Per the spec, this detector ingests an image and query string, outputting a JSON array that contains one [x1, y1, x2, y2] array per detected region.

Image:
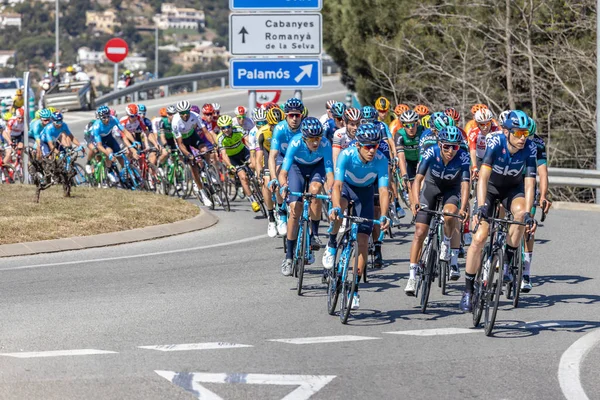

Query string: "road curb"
[[552, 202, 600, 212], [0, 208, 218, 258]]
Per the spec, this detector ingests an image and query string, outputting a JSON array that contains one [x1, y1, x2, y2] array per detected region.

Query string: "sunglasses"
[[510, 129, 530, 138], [53, 121, 63, 125], [441, 143, 460, 151], [256, 121, 267, 127], [100, 116, 110, 120], [221, 125, 232, 130], [477, 121, 491, 128], [41, 118, 50, 123], [236, 114, 245, 118], [180, 111, 190, 116], [305, 135, 322, 143], [288, 113, 302, 119], [404, 122, 418, 129], [204, 112, 213, 116], [359, 143, 379, 150]]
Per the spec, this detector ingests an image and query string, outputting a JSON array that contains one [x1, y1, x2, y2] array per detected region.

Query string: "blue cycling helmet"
[[361, 106, 377, 122], [51, 111, 63, 122], [300, 117, 323, 138], [356, 123, 381, 144], [528, 117, 537, 136], [433, 114, 455, 131], [330, 102, 347, 119], [38, 108, 52, 119], [438, 126, 462, 144], [97, 105, 110, 117], [284, 97, 305, 114], [503, 110, 529, 130], [138, 104, 147, 114]]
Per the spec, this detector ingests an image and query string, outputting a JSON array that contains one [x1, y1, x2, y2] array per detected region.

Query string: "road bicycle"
[[194, 147, 230, 212], [238, 161, 268, 218], [112, 145, 144, 190]]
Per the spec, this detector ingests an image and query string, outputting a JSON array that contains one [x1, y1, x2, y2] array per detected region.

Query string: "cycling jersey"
[[202, 117, 217, 133], [418, 144, 470, 187], [378, 112, 396, 127], [217, 126, 246, 157], [40, 122, 72, 143], [6, 117, 24, 137], [332, 127, 353, 150], [91, 116, 124, 143], [159, 117, 174, 139], [319, 113, 330, 124], [281, 133, 334, 173], [151, 117, 161, 135], [257, 125, 273, 152], [119, 115, 147, 134], [11, 96, 24, 109], [83, 120, 94, 144], [389, 119, 403, 136], [335, 146, 389, 188], [322, 118, 337, 143], [247, 126, 259, 151], [396, 125, 424, 161], [467, 123, 501, 159], [235, 116, 254, 133], [29, 119, 49, 142], [172, 112, 202, 139], [531, 134, 547, 166], [482, 132, 537, 188], [271, 120, 300, 156], [419, 129, 438, 157]]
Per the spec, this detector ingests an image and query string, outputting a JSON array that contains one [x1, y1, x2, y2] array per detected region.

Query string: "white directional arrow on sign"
[[155, 370, 336, 400], [294, 64, 314, 83]]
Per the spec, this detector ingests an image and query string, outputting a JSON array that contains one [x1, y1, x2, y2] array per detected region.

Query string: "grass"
[[0, 185, 199, 245]]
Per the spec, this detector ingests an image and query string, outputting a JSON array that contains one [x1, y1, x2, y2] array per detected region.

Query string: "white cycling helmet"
[[252, 107, 267, 122], [176, 100, 190, 113], [474, 108, 494, 123], [498, 110, 510, 126], [211, 102, 221, 111]]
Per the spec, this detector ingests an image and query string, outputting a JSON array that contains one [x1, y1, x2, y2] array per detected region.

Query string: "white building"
[[0, 50, 15, 68], [77, 47, 105, 65], [153, 3, 205, 30], [123, 55, 147, 71], [0, 13, 21, 31]]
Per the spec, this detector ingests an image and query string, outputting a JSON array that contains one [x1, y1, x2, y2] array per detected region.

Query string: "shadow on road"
[[347, 306, 464, 327], [516, 292, 600, 309], [490, 319, 600, 338], [533, 274, 592, 288]]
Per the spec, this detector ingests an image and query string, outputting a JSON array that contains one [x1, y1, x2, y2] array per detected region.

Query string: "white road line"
[[269, 335, 380, 345], [558, 328, 600, 400], [139, 342, 252, 352], [0, 234, 268, 271], [383, 328, 479, 336], [0, 349, 117, 358]]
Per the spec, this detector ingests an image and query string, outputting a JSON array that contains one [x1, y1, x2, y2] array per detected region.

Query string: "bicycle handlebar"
[[289, 191, 330, 201], [410, 206, 464, 224], [327, 215, 385, 241]]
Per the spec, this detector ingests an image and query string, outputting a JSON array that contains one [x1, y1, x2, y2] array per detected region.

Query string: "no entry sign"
[[104, 38, 129, 63]]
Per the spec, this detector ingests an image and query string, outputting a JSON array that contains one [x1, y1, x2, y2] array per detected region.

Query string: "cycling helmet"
[[399, 110, 419, 124], [284, 97, 304, 114], [343, 107, 361, 122], [438, 126, 462, 144], [159, 107, 167, 117], [217, 114, 233, 127], [361, 105, 377, 122], [394, 104, 410, 116], [325, 99, 336, 110], [471, 103, 488, 116], [212, 102, 221, 111], [39, 108, 52, 119], [236, 106, 247, 116], [433, 114, 456, 131], [503, 110, 529, 130], [166, 105, 177, 115], [444, 107, 461, 123], [97, 105, 110, 117], [263, 102, 278, 110], [355, 123, 381, 144], [474, 108, 493, 123], [138, 104, 147, 114], [15, 107, 25, 118], [2, 112, 12, 121], [300, 117, 323, 138], [202, 103, 214, 114], [47, 107, 57, 114], [375, 96, 390, 112], [266, 108, 285, 125], [51, 111, 63, 122], [190, 105, 200, 114], [15, 88, 23, 96], [429, 112, 445, 130], [498, 110, 510, 126], [126, 104, 138, 116], [176, 100, 191, 113], [420, 115, 432, 129], [330, 102, 347, 119], [252, 107, 267, 123], [302, 106, 309, 118], [528, 117, 537, 136], [414, 104, 430, 117]]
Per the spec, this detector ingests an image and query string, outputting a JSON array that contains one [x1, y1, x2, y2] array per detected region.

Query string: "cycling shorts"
[[181, 133, 204, 151], [7, 134, 24, 145], [342, 183, 375, 235], [416, 181, 460, 225], [482, 182, 524, 219], [101, 135, 121, 154], [407, 160, 418, 180], [287, 160, 325, 203], [164, 137, 176, 149], [229, 147, 251, 168]]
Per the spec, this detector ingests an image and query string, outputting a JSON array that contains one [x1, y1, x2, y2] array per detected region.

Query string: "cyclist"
[[459, 110, 538, 312], [268, 98, 305, 237], [418, 111, 445, 156], [319, 99, 336, 124], [234, 106, 255, 133], [172, 100, 213, 207], [248, 107, 264, 167], [375, 96, 396, 127], [332, 107, 361, 166], [30, 108, 52, 159], [91, 106, 135, 172], [522, 117, 551, 292], [10, 89, 24, 114], [119, 104, 148, 157], [327, 123, 391, 309], [278, 117, 334, 276], [395, 109, 424, 215], [404, 126, 470, 294], [39, 111, 83, 156], [390, 104, 410, 135], [464, 103, 489, 134], [467, 108, 501, 179], [157, 105, 178, 170], [138, 103, 167, 171], [201, 103, 219, 142], [2, 107, 25, 167], [153, 108, 167, 141], [414, 104, 431, 126], [323, 101, 346, 144]]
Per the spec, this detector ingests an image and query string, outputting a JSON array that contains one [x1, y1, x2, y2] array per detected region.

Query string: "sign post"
[[230, 0, 322, 11], [23, 71, 30, 184], [104, 38, 129, 92]]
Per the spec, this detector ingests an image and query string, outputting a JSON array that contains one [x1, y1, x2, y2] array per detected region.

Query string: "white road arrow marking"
[[294, 64, 313, 83], [0, 349, 117, 358], [139, 342, 252, 351], [155, 371, 336, 400]]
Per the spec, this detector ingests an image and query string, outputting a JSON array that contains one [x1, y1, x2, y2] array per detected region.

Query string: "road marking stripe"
[[269, 335, 380, 344], [0, 349, 117, 358], [139, 342, 252, 351], [0, 234, 268, 271], [383, 328, 479, 336], [558, 328, 600, 400]]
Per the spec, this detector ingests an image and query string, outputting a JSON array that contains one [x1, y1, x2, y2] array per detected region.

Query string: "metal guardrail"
[[95, 60, 340, 106], [548, 168, 600, 189]]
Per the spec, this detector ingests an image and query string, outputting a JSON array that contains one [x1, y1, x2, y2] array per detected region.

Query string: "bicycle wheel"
[[472, 248, 487, 328], [72, 164, 88, 186], [340, 240, 359, 324], [296, 219, 309, 296], [420, 233, 437, 313], [512, 242, 524, 308], [327, 234, 347, 315], [440, 260, 448, 295], [183, 164, 194, 199], [484, 250, 504, 336], [252, 177, 267, 217]]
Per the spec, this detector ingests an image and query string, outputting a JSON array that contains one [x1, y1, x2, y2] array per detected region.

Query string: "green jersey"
[[159, 117, 174, 139], [395, 125, 424, 162], [217, 126, 246, 156]]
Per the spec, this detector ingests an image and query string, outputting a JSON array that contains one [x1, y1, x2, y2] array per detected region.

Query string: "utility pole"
[[55, 0, 59, 65], [155, 25, 159, 79]]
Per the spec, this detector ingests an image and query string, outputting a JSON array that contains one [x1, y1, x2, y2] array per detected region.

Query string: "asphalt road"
[[2, 81, 598, 399]]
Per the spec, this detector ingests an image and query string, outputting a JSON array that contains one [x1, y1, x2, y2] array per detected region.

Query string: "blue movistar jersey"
[[482, 132, 537, 187], [281, 133, 334, 174], [91, 116, 124, 143], [29, 119, 48, 142], [373, 121, 393, 160], [322, 118, 337, 143], [40, 122, 72, 143], [334, 145, 389, 188], [142, 117, 153, 133], [271, 120, 300, 156], [417, 144, 470, 187]]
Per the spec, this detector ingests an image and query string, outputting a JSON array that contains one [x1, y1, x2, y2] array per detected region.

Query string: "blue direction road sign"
[[230, 59, 322, 90], [230, 0, 321, 11]]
